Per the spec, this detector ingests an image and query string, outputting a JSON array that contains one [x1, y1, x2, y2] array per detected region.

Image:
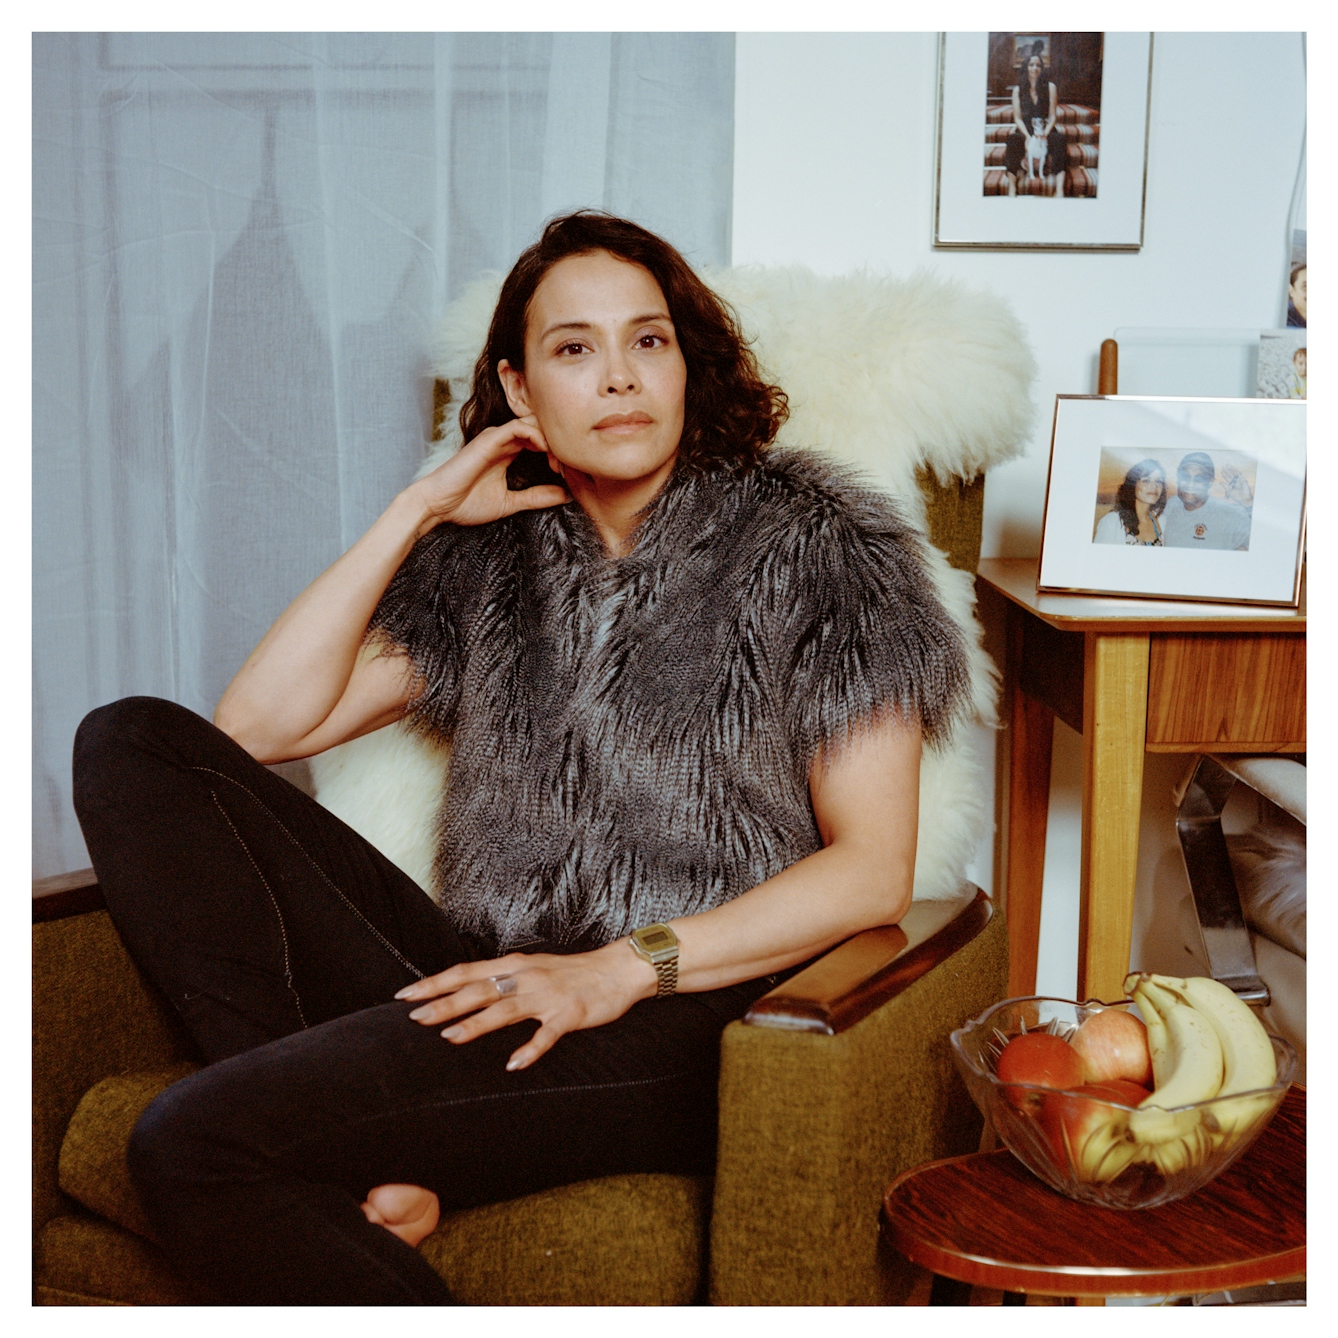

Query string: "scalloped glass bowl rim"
[[951, 994, 1297, 1112]]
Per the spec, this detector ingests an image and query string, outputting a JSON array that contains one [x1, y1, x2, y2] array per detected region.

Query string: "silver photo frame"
[[1038, 396, 1306, 607]]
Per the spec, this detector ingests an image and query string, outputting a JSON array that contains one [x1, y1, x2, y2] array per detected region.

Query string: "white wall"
[[732, 32, 1306, 993]]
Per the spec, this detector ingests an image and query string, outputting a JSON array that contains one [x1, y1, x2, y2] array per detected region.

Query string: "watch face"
[[637, 926, 675, 953]]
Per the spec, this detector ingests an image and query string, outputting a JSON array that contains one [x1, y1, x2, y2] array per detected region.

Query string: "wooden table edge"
[[883, 1227, 1304, 1299], [977, 559, 1307, 634]]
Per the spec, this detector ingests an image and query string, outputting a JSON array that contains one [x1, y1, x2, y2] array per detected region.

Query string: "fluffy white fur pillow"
[[310, 265, 1035, 903]]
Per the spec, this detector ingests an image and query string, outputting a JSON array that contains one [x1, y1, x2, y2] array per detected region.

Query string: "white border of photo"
[[934, 32, 1152, 250], [1038, 396, 1307, 606]]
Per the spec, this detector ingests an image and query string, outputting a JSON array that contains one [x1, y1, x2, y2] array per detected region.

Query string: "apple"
[[995, 1031, 1085, 1109], [1040, 1079, 1150, 1183], [1070, 1008, 1153, 1087]]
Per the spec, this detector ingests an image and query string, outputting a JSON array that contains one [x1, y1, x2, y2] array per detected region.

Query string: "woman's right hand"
[[216, 417, 568, 763], [406, 418, 570, 538]]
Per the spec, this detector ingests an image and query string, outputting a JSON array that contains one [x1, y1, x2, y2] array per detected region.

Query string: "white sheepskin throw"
[[310, 265, 1035, 902]]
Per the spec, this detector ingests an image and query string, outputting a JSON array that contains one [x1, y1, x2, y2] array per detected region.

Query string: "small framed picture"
[[1038, 396, 1306, 606], [1257, 329, 1306, 400], [934, 32, 1152, 250]]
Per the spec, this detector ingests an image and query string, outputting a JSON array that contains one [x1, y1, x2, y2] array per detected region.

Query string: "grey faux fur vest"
[[370, 449, 968, 954]]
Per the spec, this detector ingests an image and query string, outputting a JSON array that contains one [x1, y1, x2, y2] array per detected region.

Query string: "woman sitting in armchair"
[[72, 211, 967, 1305]]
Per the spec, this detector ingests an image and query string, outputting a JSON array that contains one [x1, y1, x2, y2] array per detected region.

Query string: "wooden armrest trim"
[[33, 869, 106, 923], [743, 887, 992, 1035]]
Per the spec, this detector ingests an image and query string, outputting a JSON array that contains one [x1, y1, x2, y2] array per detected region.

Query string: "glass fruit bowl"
[[951, 996, 1296, 1210]]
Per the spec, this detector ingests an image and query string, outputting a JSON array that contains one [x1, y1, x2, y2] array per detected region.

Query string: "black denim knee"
[[75, 695, 197, 762], [73, 696, 197, 802], [125, 1075, 217, 1237]]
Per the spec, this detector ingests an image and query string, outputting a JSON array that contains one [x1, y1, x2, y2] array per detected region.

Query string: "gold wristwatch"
[[629, 922, 679, 997]]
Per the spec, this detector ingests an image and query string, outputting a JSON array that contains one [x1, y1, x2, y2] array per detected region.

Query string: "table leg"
[[1005, 623, 1054, 997], [1078, 632, 1150, 1002], [929, 1275, 974, 1306]]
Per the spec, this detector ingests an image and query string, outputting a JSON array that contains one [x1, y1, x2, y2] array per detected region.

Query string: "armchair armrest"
[[711, 886, 1007, 1305], [33, 868, 107, 922], [744, 890, 994, 1034], [33, 873, 197, 1235]]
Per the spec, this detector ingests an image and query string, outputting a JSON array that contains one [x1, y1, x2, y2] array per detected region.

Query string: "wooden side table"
[[883, 1086, 1305, 1304], [976, 559, 1305, 1003]]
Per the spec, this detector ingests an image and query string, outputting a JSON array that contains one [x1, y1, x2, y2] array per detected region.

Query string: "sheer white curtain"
[[33, 32, 736, 878]]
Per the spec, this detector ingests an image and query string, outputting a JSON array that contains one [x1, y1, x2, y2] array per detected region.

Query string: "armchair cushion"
[[421, 1174, 709, 1305], [58, 1063, 709, 1305], [57, 1065, 709, 1306], [59, 1065, 200, 1243], [32, 908, 196, 1236], [35, 1214, 214, 1306]]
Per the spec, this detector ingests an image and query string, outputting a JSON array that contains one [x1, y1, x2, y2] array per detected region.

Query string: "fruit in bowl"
[[995, 1031, 1084, 1108], [950, 977, 1296, 1209], [1040, 1079, 1149, 1184], [1069, 1007, 1153, 1087]]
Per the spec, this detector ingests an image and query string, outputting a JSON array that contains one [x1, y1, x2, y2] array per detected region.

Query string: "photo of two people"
[[1092, 448, 1255, 551]]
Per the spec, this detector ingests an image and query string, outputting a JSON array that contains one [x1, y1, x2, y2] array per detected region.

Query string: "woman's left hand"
[[394, 944, 655, 1071]]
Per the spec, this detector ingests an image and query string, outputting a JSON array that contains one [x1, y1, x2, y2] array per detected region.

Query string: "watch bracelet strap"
[[654, 957, 678, 997]]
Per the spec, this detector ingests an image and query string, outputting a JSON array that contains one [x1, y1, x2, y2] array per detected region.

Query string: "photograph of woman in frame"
[[983, 32, 1104, 199]]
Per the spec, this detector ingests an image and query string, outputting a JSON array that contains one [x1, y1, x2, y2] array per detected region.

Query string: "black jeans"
[[71, 698, 782, 1305]]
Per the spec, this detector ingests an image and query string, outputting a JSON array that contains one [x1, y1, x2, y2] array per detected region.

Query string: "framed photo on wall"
[[1038, 396, 1306, 606], [934, 32, 1152, 250]]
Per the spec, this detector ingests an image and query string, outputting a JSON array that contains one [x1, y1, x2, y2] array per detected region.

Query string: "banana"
[[1147, 974, 1277, 1142], [1085, 1125, 1140, 1184], [1053, 1096, 1140, 1184], [1125, 976, 1223, 1150], [1126, 970, 1171, 1078], [1134, 1122, 1212, 1177]]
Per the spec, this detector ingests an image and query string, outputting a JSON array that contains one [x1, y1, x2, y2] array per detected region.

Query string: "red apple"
[[995, 1032, 1085, 1109], [1070, 1008, 1153, 1087], [1040, 1079, 1150, 1183]]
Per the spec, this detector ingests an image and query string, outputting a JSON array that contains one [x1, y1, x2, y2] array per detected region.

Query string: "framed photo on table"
[[934, 32, 1152, 250], [1038, 396, 1306, 607]]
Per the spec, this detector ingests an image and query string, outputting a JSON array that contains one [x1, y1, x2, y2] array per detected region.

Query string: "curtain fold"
[[33, 32, 735, 877]]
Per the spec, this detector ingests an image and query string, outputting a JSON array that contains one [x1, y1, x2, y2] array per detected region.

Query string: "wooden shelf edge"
[[1146, 741, 1306, 755]]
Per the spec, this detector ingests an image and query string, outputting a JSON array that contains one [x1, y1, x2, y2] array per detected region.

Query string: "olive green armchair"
[[33, 473, 1008, 1306], [34, 881, 1004, 1306]]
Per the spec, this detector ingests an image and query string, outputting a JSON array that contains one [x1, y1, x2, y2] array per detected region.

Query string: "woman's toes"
[[361, 1183, 441, 1248]]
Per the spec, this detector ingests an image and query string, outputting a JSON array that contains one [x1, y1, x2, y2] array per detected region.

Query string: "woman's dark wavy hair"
[[1114, 458, 1167, 536], [459, 211, 788, 478]]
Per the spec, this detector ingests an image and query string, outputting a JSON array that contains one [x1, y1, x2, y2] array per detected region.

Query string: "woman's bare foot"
[[360, 1183, 441, 1248]]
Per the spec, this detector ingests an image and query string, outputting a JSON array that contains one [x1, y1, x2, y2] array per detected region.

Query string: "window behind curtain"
[[33, 32, 736, 878]]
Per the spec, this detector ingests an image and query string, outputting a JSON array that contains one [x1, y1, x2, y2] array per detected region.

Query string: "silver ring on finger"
[[489, 974, 518, 998]]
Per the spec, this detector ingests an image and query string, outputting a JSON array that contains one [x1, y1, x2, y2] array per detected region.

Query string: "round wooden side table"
[[883, 1085, 1305, 1305]]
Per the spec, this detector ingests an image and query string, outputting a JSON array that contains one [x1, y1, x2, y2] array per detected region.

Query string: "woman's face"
[[1134, 469, 1164, 506], [498, 250, 686, 489], [1028, 56, 1043, 82]]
